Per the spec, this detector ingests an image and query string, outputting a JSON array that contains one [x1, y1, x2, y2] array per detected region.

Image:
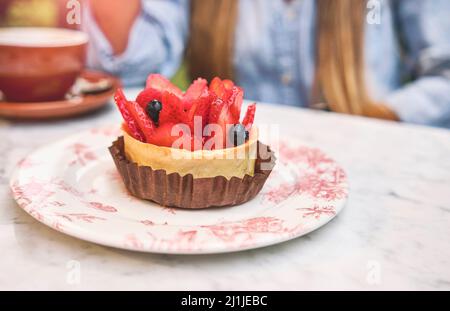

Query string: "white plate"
[[10, 126, 348, 254]]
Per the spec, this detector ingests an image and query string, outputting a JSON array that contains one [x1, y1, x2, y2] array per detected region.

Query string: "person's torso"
[[233, 0, 405, 107]]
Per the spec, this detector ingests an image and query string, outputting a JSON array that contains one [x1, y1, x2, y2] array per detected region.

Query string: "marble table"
[[1, 88, 449, 290]]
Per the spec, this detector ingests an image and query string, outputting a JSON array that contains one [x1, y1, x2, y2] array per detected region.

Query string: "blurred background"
[[1, 0, 65, 28], [1, 0, 449, 126], [0, 0, 188, 89]]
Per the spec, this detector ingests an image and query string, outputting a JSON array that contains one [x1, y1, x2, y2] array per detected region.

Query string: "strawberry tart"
[[109, 74, 275, 209]]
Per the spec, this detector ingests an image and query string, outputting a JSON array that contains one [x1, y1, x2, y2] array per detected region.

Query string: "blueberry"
[[229, 124, 247, 146], [146, 99, 162, 124]]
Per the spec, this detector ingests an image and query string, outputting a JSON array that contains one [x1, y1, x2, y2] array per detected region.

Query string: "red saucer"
[[0, 70, 121, 120]]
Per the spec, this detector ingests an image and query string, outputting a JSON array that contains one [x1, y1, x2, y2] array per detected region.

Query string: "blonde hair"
[[188, 0, 237, 80], [188, 0, 395, 119]]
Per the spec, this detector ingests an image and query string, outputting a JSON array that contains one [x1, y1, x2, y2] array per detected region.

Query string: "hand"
[[362, 102, 399, 121]]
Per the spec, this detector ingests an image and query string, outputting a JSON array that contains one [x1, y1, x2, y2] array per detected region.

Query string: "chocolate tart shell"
[[109, 136, 276, 209]]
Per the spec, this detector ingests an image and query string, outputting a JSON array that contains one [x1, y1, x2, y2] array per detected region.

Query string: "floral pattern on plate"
[[10, 126, 348, 254]]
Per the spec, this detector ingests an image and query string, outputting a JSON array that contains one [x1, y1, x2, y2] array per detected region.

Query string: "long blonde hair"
[[188, 0, 389, 117]]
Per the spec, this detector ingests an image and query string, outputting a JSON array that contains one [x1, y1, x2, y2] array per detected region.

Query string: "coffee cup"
[[0, 27, 88, 102]]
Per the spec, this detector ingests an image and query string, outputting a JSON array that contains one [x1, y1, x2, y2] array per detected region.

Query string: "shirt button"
[[281, 73, 293, 85]]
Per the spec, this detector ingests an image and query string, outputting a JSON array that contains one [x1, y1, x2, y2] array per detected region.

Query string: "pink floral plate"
[[10, 126, 348, 254]]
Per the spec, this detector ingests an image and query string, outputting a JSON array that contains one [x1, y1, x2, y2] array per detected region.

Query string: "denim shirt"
[[84, 0, 450, 128]]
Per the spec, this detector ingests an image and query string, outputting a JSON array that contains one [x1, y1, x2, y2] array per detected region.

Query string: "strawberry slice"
[[125, 100, 155, 142], [147, 123, 180, 148], [136, 74, 183, 110], [184, 78, 208, 102], [183, 78, 209, 114], [148, 122, 200, 151], [208, 97, 225, 125], [146, 74, 183, 98], [136, 87, 162, 110], [210, 77, 236, 102], [122, 122, 135, 138], [216, 104, 236, 149], [207, 97, 236, 149], [114, 89, 145, 142], [227, 86, 244, 124], [209, 77, 227, 99], [187, 91, 212, 130], [206, 97, 224, 149], [242, 103, 256, 130], [159, 91, 188, 125], [217, 104, 235, 130], [222, 79, 234, 90]]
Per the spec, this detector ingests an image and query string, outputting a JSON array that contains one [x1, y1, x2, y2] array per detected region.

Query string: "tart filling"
[[123, 127, 258, 179]]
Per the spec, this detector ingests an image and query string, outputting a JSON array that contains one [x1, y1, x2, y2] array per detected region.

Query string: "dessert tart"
[[109, 74, 275, 209]]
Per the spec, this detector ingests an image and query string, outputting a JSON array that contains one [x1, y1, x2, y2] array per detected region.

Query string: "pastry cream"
[[123, 127, 258, 180]]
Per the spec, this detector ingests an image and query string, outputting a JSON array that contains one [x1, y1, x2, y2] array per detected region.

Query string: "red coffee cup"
[[0, 27, 88, 102]]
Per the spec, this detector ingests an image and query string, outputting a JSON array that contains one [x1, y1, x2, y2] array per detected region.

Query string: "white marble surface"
[[1, 88, 450, 290]]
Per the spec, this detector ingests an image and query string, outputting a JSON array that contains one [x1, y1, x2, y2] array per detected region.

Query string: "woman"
[[85, 0, 450, 127]]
